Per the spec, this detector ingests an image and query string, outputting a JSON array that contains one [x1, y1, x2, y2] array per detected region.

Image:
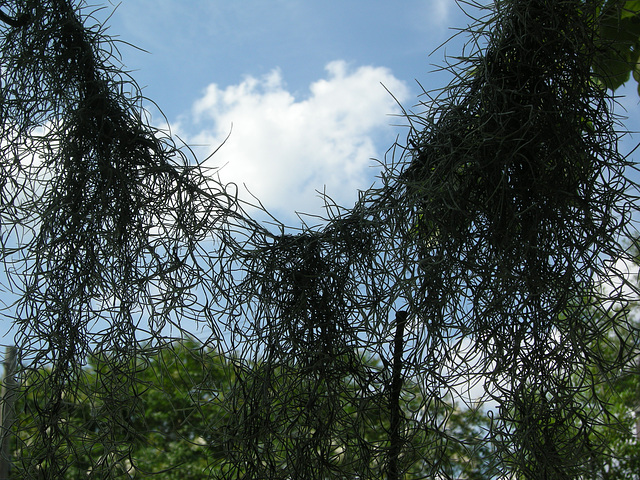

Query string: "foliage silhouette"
[[593, 0, 640, 94], [0, 0, 639, 479]]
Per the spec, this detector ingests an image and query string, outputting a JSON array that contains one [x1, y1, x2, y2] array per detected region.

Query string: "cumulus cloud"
[[176, 60, 410, 220]]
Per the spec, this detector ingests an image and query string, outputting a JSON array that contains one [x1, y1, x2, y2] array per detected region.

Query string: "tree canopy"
[[1, 0, 639, 479], [12, 338, 499, 479]]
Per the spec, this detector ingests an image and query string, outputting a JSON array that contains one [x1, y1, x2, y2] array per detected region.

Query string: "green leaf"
[[621, 0, 640, 19]]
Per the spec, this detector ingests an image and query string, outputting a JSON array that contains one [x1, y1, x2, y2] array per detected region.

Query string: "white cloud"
[[176, 60, 410, 221], [433, 0, 452, 24], [409, 0, 453, 32], [599, 256, 640, 321]]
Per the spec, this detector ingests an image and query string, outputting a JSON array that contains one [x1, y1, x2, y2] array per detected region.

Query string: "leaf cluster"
[[593, 0, 640, 93]]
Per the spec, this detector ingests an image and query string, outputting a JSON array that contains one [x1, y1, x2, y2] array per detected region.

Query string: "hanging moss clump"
[[402, 0, 636, 477]]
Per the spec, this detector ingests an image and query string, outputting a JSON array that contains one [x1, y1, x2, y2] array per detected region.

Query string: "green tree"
[[12, 339, 496, 479], [586, 351, 640, 480], [581, 275, 640, 479], [13, 339, 234, 479]]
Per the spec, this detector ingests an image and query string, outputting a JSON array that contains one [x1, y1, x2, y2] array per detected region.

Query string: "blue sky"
[[89, 1, 478, 222], [2, 2, 640, 347], [2, 1, 475, 344], [90, 1, 640, 223], [99, 0, 459, 119]]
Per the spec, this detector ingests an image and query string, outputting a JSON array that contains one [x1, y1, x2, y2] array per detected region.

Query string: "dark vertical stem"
[[388, 311, 407, 480], [0, 346, 17, 480]]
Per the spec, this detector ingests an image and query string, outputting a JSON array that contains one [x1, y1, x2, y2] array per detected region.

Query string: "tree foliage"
[[583, 315, 640, 480], [13, 339, 496, 479], [0, 0, 639, 479], [593, 0, 640, 93], [13, 339, 232, 479]]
